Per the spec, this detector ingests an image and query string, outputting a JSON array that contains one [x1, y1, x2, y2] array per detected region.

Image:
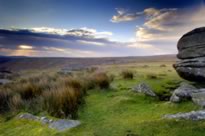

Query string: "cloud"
[[77, 40, 106, 46], [0, 27, 146, 57], [43, 47, 66, 52], [143, 8, 178, 31], [0, 26, 180, 57], [128, 42, 155, 49], [30, 27, 112, 38], [42, 46, 110, 57], [136, 6, 205, 42], [111, 8, 143, 23], [127, 41, 171, 55], [110, 8, 176, 23], [3, 4, 205, 58], [1, 48, 38, 56], [111, 5, 205, 55]]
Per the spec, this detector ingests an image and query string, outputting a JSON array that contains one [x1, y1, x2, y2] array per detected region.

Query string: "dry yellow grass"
[[0, 71, 112, 118]]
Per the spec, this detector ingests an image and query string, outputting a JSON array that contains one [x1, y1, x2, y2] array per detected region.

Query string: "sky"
[[0, 0, 205, 57]]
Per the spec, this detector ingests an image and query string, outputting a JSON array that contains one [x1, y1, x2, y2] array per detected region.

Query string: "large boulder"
[[191, 90, 205, 107], [174, 27, 205, 82], [170, 82, 199, 103], [169, 82, 205, 106]]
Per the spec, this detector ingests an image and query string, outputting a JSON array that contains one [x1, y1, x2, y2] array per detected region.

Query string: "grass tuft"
[[92, 72, 111, 89], [121, 70, 134, 79], [146, 73, 158, 79]]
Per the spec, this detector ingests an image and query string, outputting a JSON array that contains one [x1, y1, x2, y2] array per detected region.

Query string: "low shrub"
[[16, 82, 43, 100], [146, 74, 158, 79], [86, 67, 98, 73], [109, 74, 115, 82], [0, 89, 13, 113], [0, 74, 88, 118], [156, 91, 172, 101], [92, 72, 110, 89], [142, 65, 149, 68], [160, 64, 166, 67], [156, 80, 181, 101], [0, 71, 113, 118], [8, 94, 23, 111], [43, 86, 82, 118], [158, 73, 167, 77], [121, 70, 134, 79]]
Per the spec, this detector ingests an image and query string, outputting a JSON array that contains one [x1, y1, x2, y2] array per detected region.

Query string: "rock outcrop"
[[163, 110, 205, 121], [174, 27, 205, 82], [132, 83, 156, 97]]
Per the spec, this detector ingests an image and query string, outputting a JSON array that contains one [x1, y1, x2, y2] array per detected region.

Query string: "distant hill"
[[0, 55, 177, 72]]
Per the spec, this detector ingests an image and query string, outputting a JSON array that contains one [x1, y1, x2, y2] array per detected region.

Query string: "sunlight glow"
[[19, 45, 33, 50]]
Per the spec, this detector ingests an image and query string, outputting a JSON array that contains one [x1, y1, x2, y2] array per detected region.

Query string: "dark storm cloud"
[[0, 27, 171, 57], [0, 28, 113, 51], [0, 28, 152, 57]]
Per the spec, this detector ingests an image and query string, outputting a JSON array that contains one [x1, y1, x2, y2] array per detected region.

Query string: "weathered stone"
[[191, 90, 205, 107], [0, 79, 12, 85], [132, 83, 156, 97], [174, 27, 205, 82], [40, 116, 53, 124], [49, 119, 80, 131], [18, 113, 39, 121], [170, 82, 198, 103], [170, 95, 180, 103], [177, 27, 205, 53], [18, 113, 80, 131], [164, 110, 205, 121], [174, 57, 205, 82], [169, 82, 205, 103]]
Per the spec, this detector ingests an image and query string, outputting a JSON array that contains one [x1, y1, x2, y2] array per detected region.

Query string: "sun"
[[18, 45, 33, 50]]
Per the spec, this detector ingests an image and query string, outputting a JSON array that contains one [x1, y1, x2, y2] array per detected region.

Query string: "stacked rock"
[[174, 27, 205, 82]]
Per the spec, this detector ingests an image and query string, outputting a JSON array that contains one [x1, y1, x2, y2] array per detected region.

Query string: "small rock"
[[132, 83, 156, 97], [40, 116, 53, 124], [49, 119, 81, 131], [58, 68, 72, 75], [170, 82, 199, 103], [0, 79, 12, 85], [18, 113, 80, 131], [163, 110, 205, 121], [18, 113, 39, 121], [170, 95, 180, 103]]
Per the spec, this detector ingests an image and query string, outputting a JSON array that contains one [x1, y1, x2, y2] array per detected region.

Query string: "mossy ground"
[[1, 61, 205, 136]]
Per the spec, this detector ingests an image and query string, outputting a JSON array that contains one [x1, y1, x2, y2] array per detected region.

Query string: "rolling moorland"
[[0, 54, 205, 136], [0, 55, 177, 71], [1, 0, 205, 135]]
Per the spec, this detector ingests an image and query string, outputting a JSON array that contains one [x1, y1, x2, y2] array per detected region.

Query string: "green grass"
[[0, 62, 205, 136]]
